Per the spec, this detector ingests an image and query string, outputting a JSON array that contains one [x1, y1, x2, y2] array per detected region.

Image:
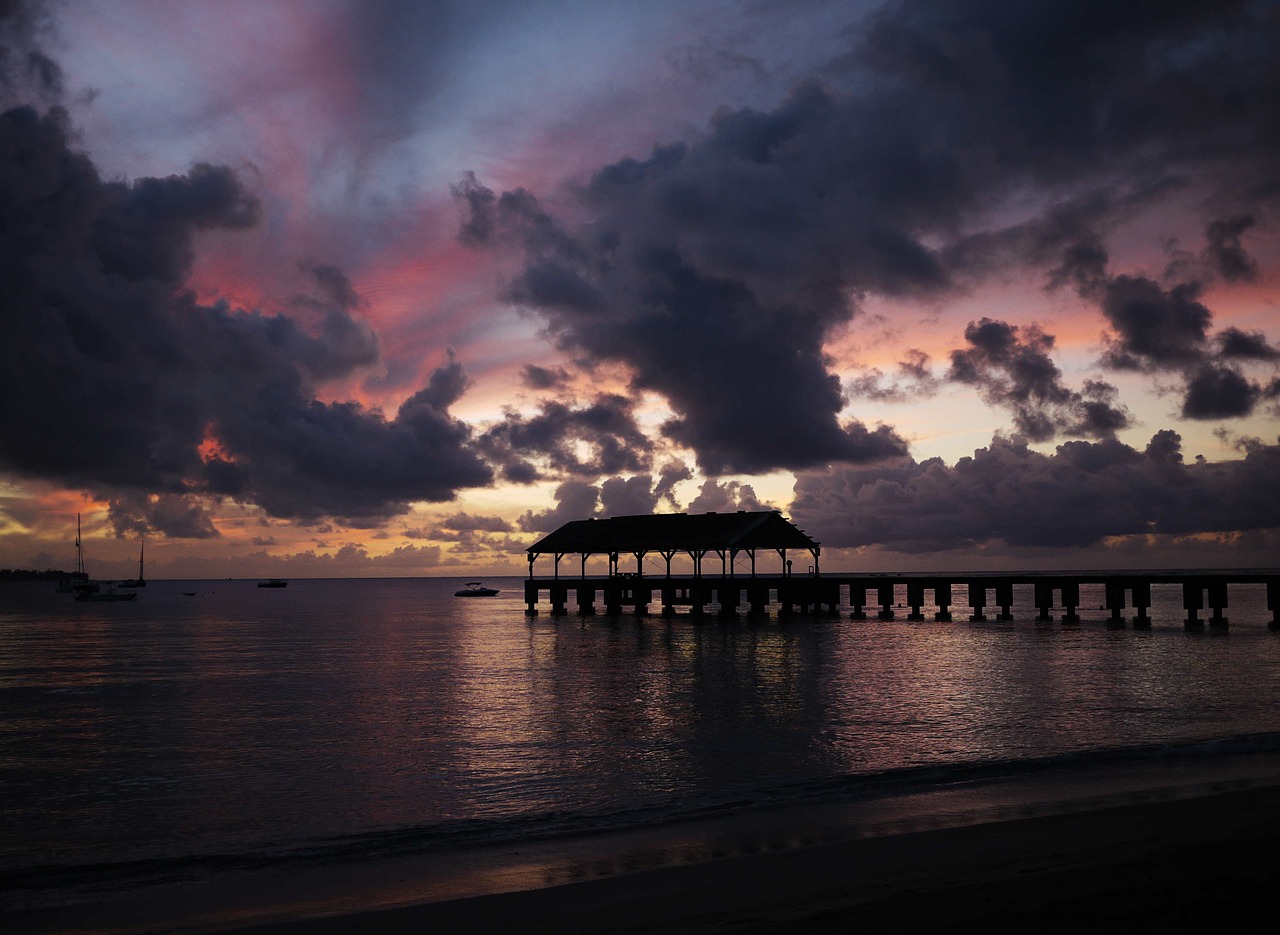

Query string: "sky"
[[1, 0, 1279, 580]]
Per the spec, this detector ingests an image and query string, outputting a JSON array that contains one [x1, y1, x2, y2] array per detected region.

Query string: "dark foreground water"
[[3, 575, 1280, 931]]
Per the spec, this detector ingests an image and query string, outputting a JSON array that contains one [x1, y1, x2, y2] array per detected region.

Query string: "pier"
[[525, 512, 1280, 629]]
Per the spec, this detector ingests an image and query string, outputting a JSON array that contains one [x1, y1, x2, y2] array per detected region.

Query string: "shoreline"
[[229, 781, 1280, 934], [8, 759, 1280, 934]]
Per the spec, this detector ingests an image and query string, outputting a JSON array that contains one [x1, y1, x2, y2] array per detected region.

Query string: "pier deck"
[[523, 571, 1280, 629]]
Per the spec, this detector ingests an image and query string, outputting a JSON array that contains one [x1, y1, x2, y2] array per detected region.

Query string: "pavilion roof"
[[525, 511, 819, 556]]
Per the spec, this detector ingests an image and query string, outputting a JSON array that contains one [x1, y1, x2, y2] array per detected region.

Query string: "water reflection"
[[3, 576, 1280, 882]]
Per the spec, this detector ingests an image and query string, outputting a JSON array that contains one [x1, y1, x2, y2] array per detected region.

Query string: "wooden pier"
[[524, 512, 1280, 629], [523, 571, 1280, 629]]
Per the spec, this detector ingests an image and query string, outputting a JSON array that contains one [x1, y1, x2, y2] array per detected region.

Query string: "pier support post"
[[1132, 581, 1151, 629], [1208, 580, 1228, 629], [1105, 580, 1126, 627], [577, 587, 596, 616], [967, 581, 986, 622], [1061, 580, 1080, 623], [934, 583, 952, 622], [821, 582, 840, 616], [995, 581, 1014, 620], [849, 584, 867, 620], [603, 582, 622, 616], [877, 582, 895, 620], [524, 579, 539, 615], [1183, 582, 1203, 629], [1034, 581, 1055, 622], [691, 583, 709, 618], [1269, 578, 1280, 631], [719, 585, 739, 619], [906, 582, 925, 620], [550, 584, 568, 616], [661, 583, 677, 617]]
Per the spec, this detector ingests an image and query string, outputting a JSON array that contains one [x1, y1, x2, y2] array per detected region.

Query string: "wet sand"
[[232, 781, 1280, 934]]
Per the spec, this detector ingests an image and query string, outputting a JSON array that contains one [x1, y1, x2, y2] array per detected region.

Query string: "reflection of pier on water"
[[523, 572, 1280, 630]]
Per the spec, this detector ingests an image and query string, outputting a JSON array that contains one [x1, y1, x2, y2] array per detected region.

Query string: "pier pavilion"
[[523, 511, 1280, 628]]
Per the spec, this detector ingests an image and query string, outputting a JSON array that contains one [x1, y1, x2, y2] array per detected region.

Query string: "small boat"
[[118, 536, 147, 588], [75, 585, 137, 602], [257, 579, 288, 588], [455, 581, 500, 597]]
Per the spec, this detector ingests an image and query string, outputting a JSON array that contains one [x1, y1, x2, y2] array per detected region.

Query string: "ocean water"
[[3, 574, 1280, 931]]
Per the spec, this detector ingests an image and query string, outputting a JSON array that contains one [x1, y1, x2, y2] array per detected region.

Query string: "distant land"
[[0, 568, 72, 582]]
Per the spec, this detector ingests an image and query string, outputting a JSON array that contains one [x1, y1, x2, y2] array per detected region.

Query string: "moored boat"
[[118, 536, 146, 588], [257, 579, 288, 588], [455, 581, 500, 597], [75, 585, 137, 602]]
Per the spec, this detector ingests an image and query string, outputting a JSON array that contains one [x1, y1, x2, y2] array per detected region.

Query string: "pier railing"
[[523, 571, 1280, 629]]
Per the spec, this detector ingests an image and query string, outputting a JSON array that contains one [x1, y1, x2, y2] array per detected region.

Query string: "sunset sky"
[[2, 0, 1278, 580]]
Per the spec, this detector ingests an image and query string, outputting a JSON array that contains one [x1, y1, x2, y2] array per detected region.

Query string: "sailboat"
[[56, 514, 91, 594], [65, 514, 137, 602], [118, 536, 147, 588]]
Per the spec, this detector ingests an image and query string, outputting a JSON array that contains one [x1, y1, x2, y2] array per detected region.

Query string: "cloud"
[[516, 466, 696, 531], [517, 479, 600, 532], [0, 0, 62, 109], [438, 512, 513, 533], [1203, 215, 1259, 283], [1180, 365, 1261, 419], [948, 318, 1130, 441], [1218, 328, 1280, 362], [460, 0, 1280, 473], [1093, 272, 1277, 420], [0, 102, 491, 529], [521, 363, 572, 390], [686, 478, 774, 514], [791, 432, 1280, 552], [475, 393, 653, 481], [1098, 277, 1214, 370], [107, 493, 219, 540], [847, 349, 940, 403]]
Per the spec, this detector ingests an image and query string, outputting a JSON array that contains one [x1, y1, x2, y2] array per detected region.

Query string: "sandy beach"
[[229, 781, 1280, 935]]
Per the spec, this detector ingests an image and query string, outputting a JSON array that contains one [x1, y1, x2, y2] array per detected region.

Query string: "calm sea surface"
[[4, 575, 1280, 930]]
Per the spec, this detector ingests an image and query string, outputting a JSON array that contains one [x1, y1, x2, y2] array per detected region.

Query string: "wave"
[[9, 731, 1280, 912]]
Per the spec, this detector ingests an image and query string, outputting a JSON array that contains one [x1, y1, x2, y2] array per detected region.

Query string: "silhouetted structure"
[[524, 513, 1280, 628], [526, 510, 820, 578]]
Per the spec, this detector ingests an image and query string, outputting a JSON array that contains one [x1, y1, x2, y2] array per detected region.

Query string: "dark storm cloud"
[[0, 104, 491, 530], [948, 319, 1130, 441], [91, 162, 260, 285], [1092, 269, 1278, 419], [1180, 365, 1260, 420], [475, 394, 654, 481], [792, 432, 1280, 552], [1218, 328, 1280, 362], [655, 459, 694, 507], [1203, 215, 1259, 284], [461, 0, 1280, 468], [107, 493, 219, 539], [1098, 277, 1214, 371], [0, 0, 61, 108]]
